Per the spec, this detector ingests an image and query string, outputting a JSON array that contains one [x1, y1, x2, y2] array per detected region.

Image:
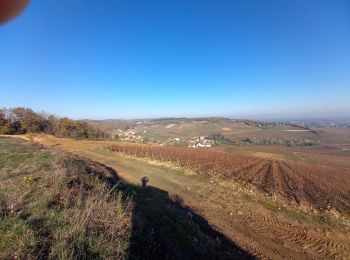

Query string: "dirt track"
[[10, 135, 350, 259]]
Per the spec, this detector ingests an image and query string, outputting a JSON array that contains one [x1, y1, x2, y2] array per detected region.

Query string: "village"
[[109, 128, 215, 148]]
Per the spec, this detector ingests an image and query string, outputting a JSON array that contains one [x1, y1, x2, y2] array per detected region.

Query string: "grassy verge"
[[0, 137, 132, 259], [0, 137, 251, 259]]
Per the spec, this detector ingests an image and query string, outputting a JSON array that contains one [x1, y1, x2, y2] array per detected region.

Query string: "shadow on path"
[[92, 160, 255, 260]]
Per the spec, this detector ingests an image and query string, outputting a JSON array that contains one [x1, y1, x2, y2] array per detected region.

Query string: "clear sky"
[[1, 0, 349, 119]]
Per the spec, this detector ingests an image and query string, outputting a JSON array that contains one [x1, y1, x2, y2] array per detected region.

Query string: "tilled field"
[[221, 203, 350, 259], [108, 143, 350, 212]]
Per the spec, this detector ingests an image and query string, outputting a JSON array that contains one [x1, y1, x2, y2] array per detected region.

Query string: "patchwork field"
[[130, 118, 319, 141]]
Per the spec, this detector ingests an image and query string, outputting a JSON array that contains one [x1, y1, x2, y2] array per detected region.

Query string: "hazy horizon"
[[82, 112, 350, 122], [1, 0, 349, 119]]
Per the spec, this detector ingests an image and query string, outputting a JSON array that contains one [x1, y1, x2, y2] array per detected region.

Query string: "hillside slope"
[[108, 142, 350, 212], [0, 137, 249, 259], [7, 134, 350, 259]]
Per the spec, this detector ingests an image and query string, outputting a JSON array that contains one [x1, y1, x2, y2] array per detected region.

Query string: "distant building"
[[196, 143, 211, 148]]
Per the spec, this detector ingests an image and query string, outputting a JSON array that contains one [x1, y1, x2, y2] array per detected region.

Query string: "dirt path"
[[12, 135, 350, 259]]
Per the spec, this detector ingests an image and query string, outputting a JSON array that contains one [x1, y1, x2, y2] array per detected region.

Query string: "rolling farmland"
[[5, 134, 350, 259], [108, 142, 350, 212]]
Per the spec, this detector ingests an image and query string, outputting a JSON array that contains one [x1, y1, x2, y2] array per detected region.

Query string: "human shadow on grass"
[[94, 161, 255, 260]]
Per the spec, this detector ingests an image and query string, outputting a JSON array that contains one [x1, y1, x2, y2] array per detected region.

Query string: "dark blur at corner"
[[0, 0, 30, 25]]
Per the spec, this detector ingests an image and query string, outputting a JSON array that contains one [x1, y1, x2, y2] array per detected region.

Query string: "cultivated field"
[[316, 128, 350, 150], [92, 118, 319, 142], [3, 134, 350, 259], [108, 142, 350, 212], [136, 119, 317, 140]]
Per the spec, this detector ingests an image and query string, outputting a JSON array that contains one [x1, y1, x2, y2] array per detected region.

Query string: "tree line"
[[0, 107, 109, 139]]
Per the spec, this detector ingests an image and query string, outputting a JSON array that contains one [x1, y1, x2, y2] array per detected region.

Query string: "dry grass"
[[0, 137, 132, 259], [1, 137, 252, 259]]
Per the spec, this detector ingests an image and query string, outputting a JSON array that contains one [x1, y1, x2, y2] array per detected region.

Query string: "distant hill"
[[87, 117, 318, 146]]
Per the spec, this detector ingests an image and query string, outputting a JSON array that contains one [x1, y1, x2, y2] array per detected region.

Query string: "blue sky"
[[1, 0, 349, 119]]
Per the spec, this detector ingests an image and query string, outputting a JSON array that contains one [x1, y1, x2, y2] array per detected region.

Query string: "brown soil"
[[108, 142, 350, 212], [7, 134, 350, 259]]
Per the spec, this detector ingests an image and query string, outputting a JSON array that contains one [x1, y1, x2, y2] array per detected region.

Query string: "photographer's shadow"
[[98, 163, 254, 259]]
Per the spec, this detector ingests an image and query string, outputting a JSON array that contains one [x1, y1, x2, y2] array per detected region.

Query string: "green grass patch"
[[0, 137, 132, 259], [284, 153, 316, 163], [0, 215, 36, 259]]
